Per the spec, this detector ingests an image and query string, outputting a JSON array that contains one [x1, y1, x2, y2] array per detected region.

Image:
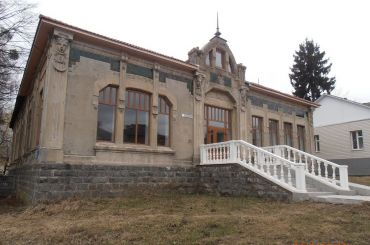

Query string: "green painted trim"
[[126, 63, 153, 79], [210, 72, 232, 87], [69, 47, 120, 72], [158, 71, 193, 94]]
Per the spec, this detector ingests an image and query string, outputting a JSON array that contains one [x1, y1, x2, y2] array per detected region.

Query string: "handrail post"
[[295, 164, 306, 191], [229, 141, 238, 162], [200, 144, 205, 164], [339, 165, 349, 189]]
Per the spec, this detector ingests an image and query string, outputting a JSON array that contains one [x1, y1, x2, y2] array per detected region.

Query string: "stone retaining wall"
[[0, 176, 15, 198], [8, 162, 292, 203]]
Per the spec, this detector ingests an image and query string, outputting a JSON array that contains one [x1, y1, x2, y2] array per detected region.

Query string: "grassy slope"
[[0, 193, 369, 245]]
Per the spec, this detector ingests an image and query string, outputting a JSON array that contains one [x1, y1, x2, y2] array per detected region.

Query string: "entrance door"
[[204, 105, 231, 144]]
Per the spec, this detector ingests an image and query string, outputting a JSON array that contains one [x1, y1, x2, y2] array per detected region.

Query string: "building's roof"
[[10, 15, 199, 128], [249, 82, 319, 108], [315, 94, 370, 110], [10, 15, 318, 127]]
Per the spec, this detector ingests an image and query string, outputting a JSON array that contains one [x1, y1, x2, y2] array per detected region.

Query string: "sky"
[[33, 0, 370, 102]]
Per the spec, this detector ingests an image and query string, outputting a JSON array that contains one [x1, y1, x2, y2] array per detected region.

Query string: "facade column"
[[192, 71, 206, 163], [39, 29, 73, 163], [150, 63, 160, 148], [116, 54, 128, 144], [238, 84, 249, 141]]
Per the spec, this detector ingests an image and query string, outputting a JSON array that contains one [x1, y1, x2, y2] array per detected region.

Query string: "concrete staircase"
[[292, 175, 370, 204], [201, 140, 370, 204]]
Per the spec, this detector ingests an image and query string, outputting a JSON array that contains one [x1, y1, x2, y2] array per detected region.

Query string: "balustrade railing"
[[263, 145, 349, 190], [200, 140, 306, 192]]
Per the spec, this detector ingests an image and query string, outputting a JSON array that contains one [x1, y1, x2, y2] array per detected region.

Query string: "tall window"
[[269, 119, 279, 146], [204, 105, 231, 144], [97, 86, 117, 141], [124, 90, 150, 144], [351, 130, 363, 150], [252, 116, 263, 147], [314, 135, 320, 152], [205, 50, 212, 66], [297, 125, 305, 151], [284, 122, 293, 146], [227, 57, 233, 73], [215, 49, 224, 68], [157, 96, 170, 146]]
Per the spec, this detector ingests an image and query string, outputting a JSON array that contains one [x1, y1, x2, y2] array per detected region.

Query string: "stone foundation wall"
[[197, 164, 292, 201], [8, 162, 292, 203], [0, 176, 15, 198]]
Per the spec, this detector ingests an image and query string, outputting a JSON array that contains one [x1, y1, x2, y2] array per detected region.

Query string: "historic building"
[[8, 16, 320, 202]]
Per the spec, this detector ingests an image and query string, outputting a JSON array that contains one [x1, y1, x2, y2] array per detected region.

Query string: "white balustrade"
[[200, 140, 307, 192], [263, 145, 349, 190]]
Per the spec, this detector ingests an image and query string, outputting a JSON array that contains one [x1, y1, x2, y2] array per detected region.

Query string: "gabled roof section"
[[249, 82, 319, 108], [316, 94, 370, 110]]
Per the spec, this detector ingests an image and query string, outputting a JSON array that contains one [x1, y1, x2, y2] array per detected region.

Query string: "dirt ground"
[[349, 176, 370, 186], [0, 193, 369, 245]]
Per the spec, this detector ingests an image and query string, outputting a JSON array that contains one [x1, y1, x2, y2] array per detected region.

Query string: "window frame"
[[157, 95, 171, 147], [283, 122, 293, 147], [314, 135, 320, 152], [297, 125, 306, 151], [350, 130, 364, 150], [124, 89, 151, 145], [215, 48, 225, 69], [268, 119, 279, 146], [252, 116, 263, 147], [96, 85, 117, 142]]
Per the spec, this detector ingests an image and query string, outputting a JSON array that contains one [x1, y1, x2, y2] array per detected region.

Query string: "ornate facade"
[[9, 16, 318, 168]]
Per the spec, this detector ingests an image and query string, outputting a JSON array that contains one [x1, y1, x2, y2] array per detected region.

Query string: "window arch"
[[124, 90, 150, 144], [97, 86, 117, 141], [157, 96, 171, 146]]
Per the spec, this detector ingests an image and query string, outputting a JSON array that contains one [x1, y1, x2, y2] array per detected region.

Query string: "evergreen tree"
[[289, 39, 336, 101]]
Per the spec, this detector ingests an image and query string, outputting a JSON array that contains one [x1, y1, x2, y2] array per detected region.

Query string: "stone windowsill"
[[95, 142, 175, 154]]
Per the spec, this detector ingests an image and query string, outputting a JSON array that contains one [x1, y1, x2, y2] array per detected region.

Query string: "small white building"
[[314, 94, 370, 175]]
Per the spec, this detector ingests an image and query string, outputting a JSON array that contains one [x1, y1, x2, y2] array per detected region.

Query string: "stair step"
[[312, 195, 370, 204]]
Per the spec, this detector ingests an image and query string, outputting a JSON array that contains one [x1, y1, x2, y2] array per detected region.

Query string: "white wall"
[[314, 96, 370, 127], [314, 119, 370, 160]]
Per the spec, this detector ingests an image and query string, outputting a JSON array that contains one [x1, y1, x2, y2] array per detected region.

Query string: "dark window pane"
[[359, 136, 364, 149], [99, 90, 104, 103], [124, 108, 136, 143], [158, 114, 169, 146], [216, 50, 222, 68], [137, 111, 149, 144], [97, 104, 115, 141], [352, 132, 357, 149], [135, 92, 140, 108], [111, 87, 116, 104]]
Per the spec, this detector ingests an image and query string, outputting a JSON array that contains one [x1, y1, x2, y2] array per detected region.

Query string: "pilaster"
[[193, 71, 206, 163], [39, 29, 73, 163]]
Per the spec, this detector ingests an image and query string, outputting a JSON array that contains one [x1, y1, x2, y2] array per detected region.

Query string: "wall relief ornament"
[[53, 36, 69, 72], [240, 85, 249, 108], [194, 72, 206, 101]]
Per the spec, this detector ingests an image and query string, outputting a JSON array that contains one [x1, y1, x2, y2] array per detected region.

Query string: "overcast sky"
[[34, 0, 370, 102]]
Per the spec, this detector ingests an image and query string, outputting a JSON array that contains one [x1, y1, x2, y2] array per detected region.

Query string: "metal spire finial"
[[215, 12, 221, 37]]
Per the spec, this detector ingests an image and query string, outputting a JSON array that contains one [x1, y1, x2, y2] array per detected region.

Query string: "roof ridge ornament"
[[215, 12, 221, 37]]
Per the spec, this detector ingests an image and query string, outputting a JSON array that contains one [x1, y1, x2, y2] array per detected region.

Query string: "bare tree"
[[0, 0, 36, 111], [0, 0, 36, 173]]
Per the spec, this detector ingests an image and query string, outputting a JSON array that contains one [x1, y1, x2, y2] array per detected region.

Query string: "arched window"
[[97, 86, 117, 141], [124, 90, 150, 144], [157, 96, 170, 146]]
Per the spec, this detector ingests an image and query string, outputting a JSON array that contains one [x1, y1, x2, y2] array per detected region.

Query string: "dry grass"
[[0, 193, 369, 244], [349, 176, 370, 186]]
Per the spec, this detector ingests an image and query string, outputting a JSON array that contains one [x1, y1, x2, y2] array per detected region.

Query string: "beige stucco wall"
[[10, 28, 315, 166]]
